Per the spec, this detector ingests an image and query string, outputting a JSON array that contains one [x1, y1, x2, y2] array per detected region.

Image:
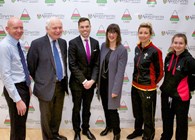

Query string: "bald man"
[[0, 17, 31, 140], [27, 17, 68, 140]]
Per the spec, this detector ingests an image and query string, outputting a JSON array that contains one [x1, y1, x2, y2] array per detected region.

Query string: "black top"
[[101, 49, 112, 79]]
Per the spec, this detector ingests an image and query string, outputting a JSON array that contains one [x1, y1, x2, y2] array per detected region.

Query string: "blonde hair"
[[138, 22, 153, 35]]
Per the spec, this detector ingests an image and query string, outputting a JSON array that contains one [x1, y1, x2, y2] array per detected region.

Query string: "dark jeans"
[[71, 87, 94, 133], [161, 93, 190, 140], [39, 82, 65, 140], [4, 82, 30, 140], [131, 86, 156, 140], [100, 77, 121, 135]]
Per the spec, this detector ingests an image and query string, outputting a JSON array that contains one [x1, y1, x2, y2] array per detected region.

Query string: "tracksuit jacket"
[[132, 41, 164, 91], [160, 49, 195, 101]]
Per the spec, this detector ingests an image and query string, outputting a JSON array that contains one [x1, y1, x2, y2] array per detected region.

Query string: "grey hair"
[[46, 17, 62, 29]]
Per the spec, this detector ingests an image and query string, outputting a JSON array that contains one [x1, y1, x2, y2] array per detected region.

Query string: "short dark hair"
[[78, 17, 90, 26], [172, 33, 187, 45], [106, 23, 121, 47]]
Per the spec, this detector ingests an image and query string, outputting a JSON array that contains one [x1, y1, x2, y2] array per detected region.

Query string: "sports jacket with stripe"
[[132, 41, 164, 91]]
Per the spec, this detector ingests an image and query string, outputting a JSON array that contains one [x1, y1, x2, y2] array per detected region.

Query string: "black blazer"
[[27, 35, 68, 101], [68, 36, 100, 90]]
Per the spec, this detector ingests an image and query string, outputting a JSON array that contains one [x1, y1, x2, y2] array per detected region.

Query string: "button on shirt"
[[0, 35, 27, 102]]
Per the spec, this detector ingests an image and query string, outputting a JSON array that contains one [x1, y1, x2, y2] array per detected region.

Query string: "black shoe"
[[127, 130, 143, 139], [113, 133, 120, 140], [53, 135, 67, 140], [74, 133, 81, 140], [100, 127, 112, 136], [82, 130, 96, 140]]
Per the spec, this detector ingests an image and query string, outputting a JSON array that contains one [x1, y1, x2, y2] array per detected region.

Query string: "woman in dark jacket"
[[97, 24, 128, 140], [160, 33, 195, 140], [127, 22, 164, 140]]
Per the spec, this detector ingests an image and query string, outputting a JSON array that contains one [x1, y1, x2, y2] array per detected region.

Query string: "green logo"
[[45, 0, 56, 3], [97, 0, 107, 4]]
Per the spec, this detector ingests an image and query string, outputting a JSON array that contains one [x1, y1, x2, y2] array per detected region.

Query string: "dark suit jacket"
[[68, 36, 100, 90], [27, 35, 68, 101]]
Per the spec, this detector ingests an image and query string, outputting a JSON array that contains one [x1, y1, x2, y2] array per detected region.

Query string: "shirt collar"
[[47, 34, 58, 44], [80, 35, 89, 42], [7, 34, 20, 47]]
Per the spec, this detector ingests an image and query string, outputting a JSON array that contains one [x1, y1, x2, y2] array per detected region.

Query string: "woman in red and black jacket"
[[127, 22, 163, 140], [160, 33, 195, 140]]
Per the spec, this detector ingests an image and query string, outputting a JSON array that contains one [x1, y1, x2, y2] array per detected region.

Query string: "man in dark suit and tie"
[[27, 17, 68, 140], [68, 17, 100, 140]]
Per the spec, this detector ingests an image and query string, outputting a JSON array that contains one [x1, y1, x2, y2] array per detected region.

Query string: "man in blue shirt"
[[0, 17, 31, 140]]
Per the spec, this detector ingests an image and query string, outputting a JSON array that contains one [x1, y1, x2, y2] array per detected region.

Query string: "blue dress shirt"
[[0, 34, 27, 102]]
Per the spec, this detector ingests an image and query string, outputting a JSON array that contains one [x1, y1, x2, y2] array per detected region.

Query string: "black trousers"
[[161, 93, 190, 140], [4, 82, 30, 140], [100, 77, 121, 135], [38, 82, 65, 140], [131, 86, 156, 140], [71, 87, 94, 133]]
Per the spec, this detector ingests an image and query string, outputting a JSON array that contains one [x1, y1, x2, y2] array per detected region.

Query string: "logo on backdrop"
[[147, 0, 157, 7], [45, 0, 56, 4], [188, 114, 192, 123], [63, 29, 79, 36], [123, 73, 129, 83], [12, 0, 38, 3], [123, 41, 131, 52], [185, 15, 195, 21], [37, 13, 65, 19], [0, 25, 6, 39], [95, 116, 105, 126], [188, 46, 195, 51], [20, 9, 31, 22], [163, 0, 188, 5], [161, 30, 186, 36], [147, 0, 156, 4], [24, 41, 30, 52], [71, 8, 81, 21], [119, 100, 128, 111], [114, 0, 141, 4], [121, 29, 137, 36], [138, 13, 164, 20], [96, 25, 106, 37], [0, 0, 4, 6], [192, 30, 195, 37], [121, 9, 132, 22], [64, 119, 72, 125], [97, 0, 107, 6], [88, 13, 115, 20], [170, 10, 179, 23], [24, 29, 40, 37], [28, 102, 35, 113], [0, 14, 14, 20], [4, 115, 10, 126]]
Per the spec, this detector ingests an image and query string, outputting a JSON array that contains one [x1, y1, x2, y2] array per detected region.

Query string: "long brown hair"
[[105, 23, 121, 47]]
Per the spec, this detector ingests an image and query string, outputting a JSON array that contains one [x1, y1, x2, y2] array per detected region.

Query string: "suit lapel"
[[44, 35, 56, 70], [58, 39, 66, 73], [78, 36, 88, 63]]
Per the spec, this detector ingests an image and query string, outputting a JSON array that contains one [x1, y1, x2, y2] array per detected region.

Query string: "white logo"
[[144, 53, 148, 59]]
